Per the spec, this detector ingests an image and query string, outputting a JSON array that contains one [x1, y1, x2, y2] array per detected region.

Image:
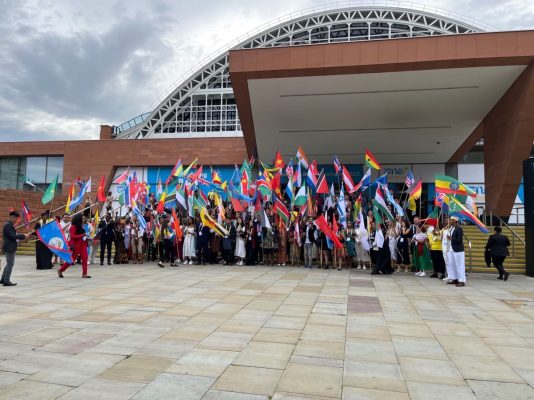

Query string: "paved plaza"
[[0, 257, 533, 399]]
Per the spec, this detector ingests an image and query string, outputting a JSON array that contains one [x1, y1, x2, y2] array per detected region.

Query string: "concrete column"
[[524, 157, 534, 277]]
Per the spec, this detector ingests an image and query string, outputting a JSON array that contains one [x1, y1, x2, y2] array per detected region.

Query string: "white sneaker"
[[419, 272, 426, 277], [442, 276, 449, 281], [415, 271, 421, 276], [188, 260, 193, 265], [183, 260, 188, 265], [357, 265, 361, 270], [362, 266, 367, 270]]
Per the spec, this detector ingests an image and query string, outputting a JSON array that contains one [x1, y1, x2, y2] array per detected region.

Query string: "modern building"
[[0, 3, 532, 221]]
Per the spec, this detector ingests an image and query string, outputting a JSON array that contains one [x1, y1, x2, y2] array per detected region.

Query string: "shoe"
[[419, 272, 426, 277], [455, 282, 465, 287], [362, 266, 367, 270], [100, 262, 103, 266], [447, 279, 459, 284], [504, 272, 510, 281], [415, 271, 421, 276], [183, 260, 188, 265], [357, 266, 361, 270], [82, 275, 92, 279], [281, 263, 285, 266], [498, 276, 503, 280], [0, 280, 3, 285], [429, 273, 438, 278], [188, 261, 193, 265], [439, 274, 446, 280], [107, 262, 111, 266], [158, 262, 165, 268], [170, 263, 178, 267], [337, 267, 341, 271], [57, 271, 64, 278], [3, 282, 17, 286], [442, 276, 449, 281]]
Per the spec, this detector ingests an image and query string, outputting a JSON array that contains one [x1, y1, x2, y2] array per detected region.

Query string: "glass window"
[[46, 157, 63, 183], [26, 157, 47, 183], [0, 157, 24, 189]]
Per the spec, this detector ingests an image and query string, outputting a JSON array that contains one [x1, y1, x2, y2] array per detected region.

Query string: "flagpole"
[[21, 202, 98, 233]]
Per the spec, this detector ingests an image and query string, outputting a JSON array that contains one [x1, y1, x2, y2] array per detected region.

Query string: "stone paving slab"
[[0, 256, 533, 399]]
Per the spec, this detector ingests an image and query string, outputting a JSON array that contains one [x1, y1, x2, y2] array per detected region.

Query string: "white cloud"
[[1, 0, 533, 141]]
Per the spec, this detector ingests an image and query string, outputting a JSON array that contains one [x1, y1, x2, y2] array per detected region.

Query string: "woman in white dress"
[[183, 217, 197, 265], [355, 221, 371, 269], [234, 217, 246, 265], [387, 221, 398, 270]]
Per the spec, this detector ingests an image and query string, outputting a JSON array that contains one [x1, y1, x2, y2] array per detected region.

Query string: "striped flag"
[[21, 200, 32, 227], [333, 155, 342, 174], [274, 194, 290, 224], [296, 146, 309, 169], [405, 170, 415, 187], [341, 166, 356, 192]]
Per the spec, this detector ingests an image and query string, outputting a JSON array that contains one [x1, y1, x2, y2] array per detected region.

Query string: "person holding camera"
[[57, 214, 91, 279], [1, 211, 29, 286]]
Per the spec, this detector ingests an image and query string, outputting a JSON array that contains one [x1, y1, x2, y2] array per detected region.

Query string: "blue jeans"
[[2, 252, 15, 283]]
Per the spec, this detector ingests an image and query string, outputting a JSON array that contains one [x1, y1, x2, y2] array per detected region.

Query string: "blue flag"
[[132, 203, 147, 230], [36, 221, 73, 264]]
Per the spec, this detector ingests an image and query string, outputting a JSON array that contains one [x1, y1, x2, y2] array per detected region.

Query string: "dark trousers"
[[100, 239, 112, 264], [197, 241, 209, 264], [2, 252, 15, 283], [223, 247, 235, 265], [164, 239, 176, 264], [246, 241, 256, 265], [491, 255, 507, 276], [156, 241, 164, 262], [430, 250, 446, 274]]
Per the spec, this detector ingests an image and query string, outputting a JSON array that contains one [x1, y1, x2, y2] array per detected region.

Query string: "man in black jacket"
[[485, 226, 510, 281], [1, 211, 28, 286], [98, 214, 115, 265], [303, 217, 316, 268], [196, 221, 211, 265], [447, 216, 466, 287]]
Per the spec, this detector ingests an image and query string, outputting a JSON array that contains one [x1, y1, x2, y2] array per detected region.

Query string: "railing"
[[464, 232, 473, 274], [488, 210, 526, 258]]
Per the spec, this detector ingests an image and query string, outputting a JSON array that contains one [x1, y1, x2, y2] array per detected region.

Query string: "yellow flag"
[[408, 196, 417, 212]]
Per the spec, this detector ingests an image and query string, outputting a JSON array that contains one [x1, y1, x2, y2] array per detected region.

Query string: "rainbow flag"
[[435, 174, 476, 198], [448, 195, 489, 233], [365, 149, 381, 170]]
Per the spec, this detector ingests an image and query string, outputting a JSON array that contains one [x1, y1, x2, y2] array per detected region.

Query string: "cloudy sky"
[[1, 0, 533, 141]]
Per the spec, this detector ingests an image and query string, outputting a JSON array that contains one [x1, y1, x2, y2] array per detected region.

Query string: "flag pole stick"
[[20, 202, 98, 233]]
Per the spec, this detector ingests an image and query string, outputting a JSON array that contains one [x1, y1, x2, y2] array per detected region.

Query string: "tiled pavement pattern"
[[0, 257, 533, 399]]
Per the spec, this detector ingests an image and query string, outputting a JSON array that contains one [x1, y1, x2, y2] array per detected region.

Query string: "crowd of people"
[[0, 188, 506, 287]]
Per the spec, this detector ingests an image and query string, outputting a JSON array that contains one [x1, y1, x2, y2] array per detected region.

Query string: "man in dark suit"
[[98, 213, 115, 265], [196, 221, 211, 265], [447, 216, 466, 287], [1, 211, 28, 286], [485, 226, 510, 281]]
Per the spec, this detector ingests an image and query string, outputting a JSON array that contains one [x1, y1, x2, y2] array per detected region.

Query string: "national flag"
[[231, 164, 240, 185], [341, 165, 356, 192], [273, 151, 285, 169], [240, 169, 249, 194], [408, 196, 417, 212], [175, 187, 187, 210], [182, 157, 198, 177], [383, 184, 404, 217], [333, 155, 342, 174], [118, 182, 131, 207], [42, 175, 58, 205], [307, 188, 315, 217], [314, 214, 343, 249], [65, 184, 75, 213], [372, 202, 384, 225], [285, 159, 294, 180], [171, 207, 183, 241], [22, 176, 36, 188], [257, 174, 271, 197], [365, 149, 381, 170], [97, 175, 106, 202], [187, 189, 195, 218], [156, 190, 166, 214], [466, 196, 478, 216], [353, 195, 362, 220], [296, 146, 309, 169], [422, 207, 439, 227], [352, 168, 371, 193], [294, 185, 307, 206], [332, 214, 339, 235], [435, 174, 476, 198], [85, 177, 92, 192], [409, 179, 422, 200], [114, 168, 130, 184], [188, 165, 203, 187], [274, 194, 290, 224], [200, 207, 229, 237], [285, 175, 294, 204], [132, 202, 147, 230], [448, 195, 489, 233], [306, 161, 318, 190], [371, 173, 388, 187], [167, 158, 183, 184], [315, 170, 329, 194], [337, 185, 347, 228], [230, 197, 246, 212], [212, 169, 222, 184], [68, 179, 91, 212], [21, 200, 32, 227], [156, 178, 163, 198], [405, 170, 415, 188], [92, 208, 99, 238], [374, 186, 394, 221], [259, 206, 272, 229], [271, 171, 281, 196], [294, 162, 302, 187], [35, 220, 73, 264]]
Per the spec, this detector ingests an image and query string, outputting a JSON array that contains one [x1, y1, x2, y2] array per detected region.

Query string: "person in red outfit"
[[58, 214, 91, 279]]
